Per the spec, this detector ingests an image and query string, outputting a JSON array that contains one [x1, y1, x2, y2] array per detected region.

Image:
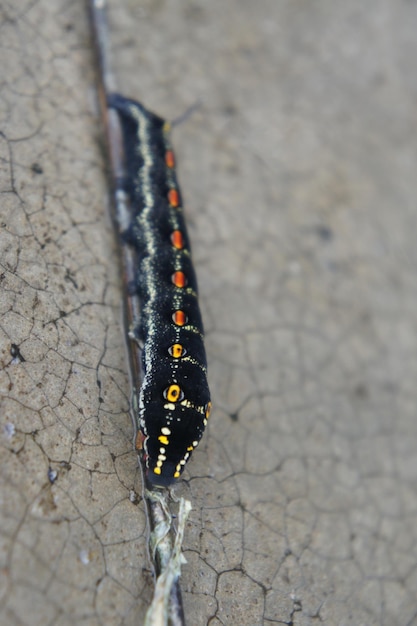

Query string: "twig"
[[144, 493, 191, 626]]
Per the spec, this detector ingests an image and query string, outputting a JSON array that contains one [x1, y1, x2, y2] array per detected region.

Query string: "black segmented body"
[[108, 94, 211, 486]]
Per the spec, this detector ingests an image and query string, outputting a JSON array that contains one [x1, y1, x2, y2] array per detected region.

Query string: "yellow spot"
[[174, 471, 180, 478], [158, 435, 169, 445], [164, 384, 183, 402], [187, 446, 193, 452], [153, 467, 161, 475], [169, 343, 185, 358]]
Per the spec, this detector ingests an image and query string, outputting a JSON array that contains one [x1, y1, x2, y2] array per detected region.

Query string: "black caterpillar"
[[108, 94, 211, 486]]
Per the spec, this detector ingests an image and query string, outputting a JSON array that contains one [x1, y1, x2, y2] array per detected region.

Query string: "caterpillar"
[[108, 94, 211, 486]]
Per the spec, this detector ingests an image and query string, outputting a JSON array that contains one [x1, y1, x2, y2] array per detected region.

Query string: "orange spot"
[[171, 230, 184, 250], [165, 150, 175, 168], [172, 310, 187, 326], [205, 401, 212, 419], [168, 189, 179, 207], [172, 271, 187, 288]]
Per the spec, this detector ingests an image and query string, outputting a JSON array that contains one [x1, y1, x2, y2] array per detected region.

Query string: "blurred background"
[[1, 1, 417, 624]]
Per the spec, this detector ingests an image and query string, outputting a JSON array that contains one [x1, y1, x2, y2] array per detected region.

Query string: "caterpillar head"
[[137, 384, 211, 486]]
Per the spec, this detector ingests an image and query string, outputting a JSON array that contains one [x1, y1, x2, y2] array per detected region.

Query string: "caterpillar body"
[[108, 94, 211, 486]]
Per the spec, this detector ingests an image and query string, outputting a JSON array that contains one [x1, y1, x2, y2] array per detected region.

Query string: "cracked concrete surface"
[[1, 0, 417, 624]]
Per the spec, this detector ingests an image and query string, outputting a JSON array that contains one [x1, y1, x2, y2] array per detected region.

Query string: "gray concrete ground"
[[1, 1, 417, 624]]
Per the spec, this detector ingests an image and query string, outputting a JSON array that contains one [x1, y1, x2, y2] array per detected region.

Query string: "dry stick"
[[88, 2, 190, 624]]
